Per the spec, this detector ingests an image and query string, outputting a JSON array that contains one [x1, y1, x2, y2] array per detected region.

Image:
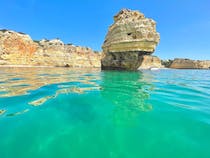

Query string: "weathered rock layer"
[[102, 9, 160, 70], [0, 30, 101, 68], [170, 58, 210, 69], [138, 55, 163, 69]]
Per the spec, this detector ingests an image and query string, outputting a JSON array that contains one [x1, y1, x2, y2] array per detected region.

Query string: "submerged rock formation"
[[0, 29, 101, 67], [102, 9, 160, 70], [138, 55, 163, 69], [170, 58, 210, 69]]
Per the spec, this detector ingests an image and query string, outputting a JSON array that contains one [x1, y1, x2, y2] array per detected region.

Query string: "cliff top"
[[113, 9, 145, 23]]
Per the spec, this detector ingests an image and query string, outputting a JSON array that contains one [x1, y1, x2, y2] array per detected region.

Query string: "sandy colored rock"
[[102, 9, 160, 70], [0, 30, 38, 65], [0, 109, 6, 115], [6, 109, 29, 117], [138, 55, 163, 69], [170, 58, 210, 69], [0, 30, 101, 68], [29, 96, 54, 106]]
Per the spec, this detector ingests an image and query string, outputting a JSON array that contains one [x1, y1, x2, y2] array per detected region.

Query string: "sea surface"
[[0, 67, 210, 158]]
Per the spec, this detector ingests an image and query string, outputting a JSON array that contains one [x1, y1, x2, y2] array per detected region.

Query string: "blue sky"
[[1, 0, 210, 59]]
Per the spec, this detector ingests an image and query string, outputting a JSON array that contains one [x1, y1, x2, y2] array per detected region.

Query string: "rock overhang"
[[101, 9, 160, 70], [102, 9, 160, 54]]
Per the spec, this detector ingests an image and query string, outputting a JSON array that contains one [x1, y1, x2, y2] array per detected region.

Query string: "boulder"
[[102, 9, 160, 70]]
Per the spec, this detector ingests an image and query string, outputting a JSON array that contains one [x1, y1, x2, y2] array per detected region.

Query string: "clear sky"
[[1, 0, 210, 60]]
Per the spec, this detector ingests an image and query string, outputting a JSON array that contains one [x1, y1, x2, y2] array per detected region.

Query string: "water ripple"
[[1, 68, 210, 157], [0, 68, 210, 120], [143, 69, 210, 115]]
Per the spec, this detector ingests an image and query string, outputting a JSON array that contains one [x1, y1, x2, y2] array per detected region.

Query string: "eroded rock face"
[[102, 9, 160, 70], [63, 46, 101, 68], [0, 30, 101, 67], [0, 30, 38, 65], [138, 55, 163, 69], [102, 51, 146, 70], [170, 59, 210, 69]]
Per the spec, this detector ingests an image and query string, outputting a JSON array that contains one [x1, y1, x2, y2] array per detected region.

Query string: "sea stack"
[[101, 9, 160, 70]]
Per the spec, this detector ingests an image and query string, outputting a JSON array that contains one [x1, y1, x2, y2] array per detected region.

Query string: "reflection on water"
[[1, 68, 210, 158], [0, 109, 6, 115], [29, 96, 54, 106], [0, 67, 102, 117], [6, 109, 29, 117], [28, 87, 101, 106], [0, 67, 101, 97], [0, 67, 153, 118], [101, 71, 154, 125], [101, 71, 153, 111]]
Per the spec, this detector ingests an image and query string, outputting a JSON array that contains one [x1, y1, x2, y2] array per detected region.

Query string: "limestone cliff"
[[0, 30, 38, 65], [102, 9, 160, 70], [170, 58, 210, 69], [138, 55, 163, 69], [0, 29, 101, 68]]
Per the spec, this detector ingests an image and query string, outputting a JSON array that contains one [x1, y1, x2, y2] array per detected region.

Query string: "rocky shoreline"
[[168, 58, 210, 69], [0, 9, 209, 70], [0, 30, 101, 68]]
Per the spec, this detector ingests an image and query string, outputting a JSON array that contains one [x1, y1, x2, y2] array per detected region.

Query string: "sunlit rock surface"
[[0, 30, 101, 67], [102, 9, 160, 70], [138, 55, 163, 69], [0, 30, 38, 65], [170, 58, 210, 69]]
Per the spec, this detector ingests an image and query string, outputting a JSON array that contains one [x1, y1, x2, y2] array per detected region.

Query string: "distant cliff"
[[1, 30, 209, 70], [160, 58, 210, 69], [169, 58, 210, 69], [0, 29, 101, 67]]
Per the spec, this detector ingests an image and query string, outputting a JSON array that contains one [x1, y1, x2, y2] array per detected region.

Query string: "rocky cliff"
[[102, 9, 160, 70], [0, 29, 101, 67], [138, 55, 163, 69], [0, 30, 38, 65], [170, 58, 210, 69]]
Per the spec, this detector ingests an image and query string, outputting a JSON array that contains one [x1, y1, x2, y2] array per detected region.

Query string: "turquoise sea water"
[[0, 67, 210, 158]]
